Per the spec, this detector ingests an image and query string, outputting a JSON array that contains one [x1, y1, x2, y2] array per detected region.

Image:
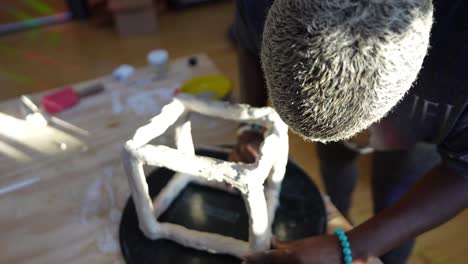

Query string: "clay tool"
[[0, 177, 41, 196], [42, 83, 105, 114], [20, 95, 48, 126]]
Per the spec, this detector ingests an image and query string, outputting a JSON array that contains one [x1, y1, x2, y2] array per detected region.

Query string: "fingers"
[[243, 249, 291, 264], [228, 146, 251, 163], [238, 144, 257, 163], [228, 149, 240, 162], [229, 144, 259, 163], [245, 144, 259, 160]]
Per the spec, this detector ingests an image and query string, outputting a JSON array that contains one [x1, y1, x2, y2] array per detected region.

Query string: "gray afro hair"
[[261, 0, 433, 142]]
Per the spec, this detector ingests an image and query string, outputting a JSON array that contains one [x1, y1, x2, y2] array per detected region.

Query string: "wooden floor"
[[0, 2, 466, 263]]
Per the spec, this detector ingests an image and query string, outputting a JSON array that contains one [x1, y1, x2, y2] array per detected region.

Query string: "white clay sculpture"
[[122, 93, 289, 258]]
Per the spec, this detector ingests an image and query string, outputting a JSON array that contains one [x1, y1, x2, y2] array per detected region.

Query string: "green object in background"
[[180, 75, 231, 100], [25, 0, 54, 15]]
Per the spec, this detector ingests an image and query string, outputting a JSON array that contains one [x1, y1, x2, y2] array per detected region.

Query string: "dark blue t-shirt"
[[234, 0, 468, 178]]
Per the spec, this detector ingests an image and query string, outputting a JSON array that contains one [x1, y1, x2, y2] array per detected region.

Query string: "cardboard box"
[[108, 0, 158, 36]]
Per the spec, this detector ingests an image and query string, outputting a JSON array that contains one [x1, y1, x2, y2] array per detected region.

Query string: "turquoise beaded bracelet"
[[334, 227, 353, 264]]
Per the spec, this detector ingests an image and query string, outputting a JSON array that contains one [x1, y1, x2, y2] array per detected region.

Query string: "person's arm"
[[244, 165, 468, 264], [348, 164, 468, 262], [229, 48, 269, 163], [229, 1, 271, 163]]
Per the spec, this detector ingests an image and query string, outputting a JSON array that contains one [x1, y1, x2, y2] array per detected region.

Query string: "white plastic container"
[[147, 49, 169, 79]]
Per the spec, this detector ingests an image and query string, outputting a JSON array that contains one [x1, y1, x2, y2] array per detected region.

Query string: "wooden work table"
[[0, 54, 381, 264]]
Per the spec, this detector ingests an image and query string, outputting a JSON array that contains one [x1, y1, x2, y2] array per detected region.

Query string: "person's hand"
[[229, 130, 264, 163], [242, 235, 343, 264]]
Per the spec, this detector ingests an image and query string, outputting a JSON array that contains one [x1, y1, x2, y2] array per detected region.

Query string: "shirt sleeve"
[[438, 106, 468, 179]]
